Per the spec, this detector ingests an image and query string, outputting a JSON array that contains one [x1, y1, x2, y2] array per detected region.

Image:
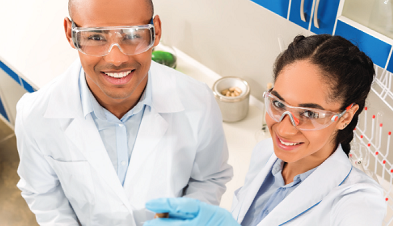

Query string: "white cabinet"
[[336, 0, 393, 72]]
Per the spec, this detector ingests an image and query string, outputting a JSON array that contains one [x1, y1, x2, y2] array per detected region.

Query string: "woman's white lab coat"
[[15, 60, 233, 226], [231, 139, 386, 226]]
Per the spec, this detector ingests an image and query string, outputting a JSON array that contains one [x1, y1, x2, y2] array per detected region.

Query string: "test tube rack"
[[372, 65, 393, 112], [350, 107, 392, 225], [349, 64, 393, 225]]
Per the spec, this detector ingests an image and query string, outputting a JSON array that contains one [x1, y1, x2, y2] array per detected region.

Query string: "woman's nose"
[[276, 114, 299, 136]]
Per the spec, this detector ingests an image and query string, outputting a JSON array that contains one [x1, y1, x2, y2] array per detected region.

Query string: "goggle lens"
[[72, 23, 155, 56], [264, 92, 337, 130]]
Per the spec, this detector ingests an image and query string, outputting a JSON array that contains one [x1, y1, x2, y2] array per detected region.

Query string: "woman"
[[144, 34, 386, 226]]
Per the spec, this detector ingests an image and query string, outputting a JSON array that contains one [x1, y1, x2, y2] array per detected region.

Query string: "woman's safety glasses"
[[71, 19, 155, 57], [263, 91, 354, 131]]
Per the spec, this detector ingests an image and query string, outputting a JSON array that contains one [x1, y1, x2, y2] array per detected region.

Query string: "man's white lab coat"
[[231, 139, 386, 226], [16, 60, 233, 226]]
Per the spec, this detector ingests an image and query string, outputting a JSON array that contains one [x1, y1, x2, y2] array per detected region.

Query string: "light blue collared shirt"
[[242, 159, 317, 226], [79, 68, 152, 186]]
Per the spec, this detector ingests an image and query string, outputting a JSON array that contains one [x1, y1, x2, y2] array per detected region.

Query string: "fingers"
[[146, 198, 174, 213], [145, 198, 199, 218]]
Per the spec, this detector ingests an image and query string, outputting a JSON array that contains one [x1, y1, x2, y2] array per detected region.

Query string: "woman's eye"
[[301, 110, 319, 119], [272, 100, 285, 109]]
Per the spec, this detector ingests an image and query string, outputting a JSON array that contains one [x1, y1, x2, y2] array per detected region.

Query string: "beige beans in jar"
[[221, 87, 243, 97]]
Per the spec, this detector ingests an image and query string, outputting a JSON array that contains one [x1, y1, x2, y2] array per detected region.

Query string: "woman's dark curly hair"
[[273, 34, 375, 156]]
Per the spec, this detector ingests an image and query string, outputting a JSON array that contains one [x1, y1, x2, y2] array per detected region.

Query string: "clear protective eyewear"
[[71, 18, 155, 56], [263, 91, 354, 131]]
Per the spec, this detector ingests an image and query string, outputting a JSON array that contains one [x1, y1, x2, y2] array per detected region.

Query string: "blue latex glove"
[[144, 197, 240, 226]]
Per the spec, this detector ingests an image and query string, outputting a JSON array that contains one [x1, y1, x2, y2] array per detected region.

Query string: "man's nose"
[[103, 44, 129, 66]]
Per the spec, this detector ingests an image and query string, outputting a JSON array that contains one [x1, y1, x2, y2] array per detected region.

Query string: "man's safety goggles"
[[263, 91, 353, 131], [71, 19, 155, 57]]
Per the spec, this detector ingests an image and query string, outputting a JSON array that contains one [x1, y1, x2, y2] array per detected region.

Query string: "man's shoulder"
[[17, 60, 80, 121], [17, 77, 60, 119]]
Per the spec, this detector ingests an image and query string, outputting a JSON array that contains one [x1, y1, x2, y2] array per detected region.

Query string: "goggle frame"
[[70, 18, 155, 57], [263, 91, 354, 131]]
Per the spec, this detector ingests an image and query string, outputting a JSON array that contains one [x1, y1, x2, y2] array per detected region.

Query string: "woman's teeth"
[[279, 138, 301, 146], [104, 70, 132, 78]]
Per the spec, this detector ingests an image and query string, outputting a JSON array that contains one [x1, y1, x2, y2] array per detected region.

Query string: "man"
[[15, 0, 233, 225]]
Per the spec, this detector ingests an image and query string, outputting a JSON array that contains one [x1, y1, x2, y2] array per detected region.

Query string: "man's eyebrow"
[[73, 22, 110, 33], [271, 90, 325, 110]]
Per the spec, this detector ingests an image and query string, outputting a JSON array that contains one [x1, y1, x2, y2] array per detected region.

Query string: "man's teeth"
[[104, 71, 132, 78], [279, 138, 301, 146]]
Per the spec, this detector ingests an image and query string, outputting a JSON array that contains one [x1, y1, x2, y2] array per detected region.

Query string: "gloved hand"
[[144, 197, 240, 226]]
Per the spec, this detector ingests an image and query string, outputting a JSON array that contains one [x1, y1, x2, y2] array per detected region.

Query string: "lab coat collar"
[[259, 145, 352, 226], [235, 144, 352, 225], [149, 61, 185, 113], [44, 59, 184, 119], [44, 59, 83, 118]]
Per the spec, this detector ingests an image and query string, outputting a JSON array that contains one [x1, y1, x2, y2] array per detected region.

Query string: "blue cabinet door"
[[289, 0, 314, 29], [310, 0, 340, 34], [335, 20, 391, 69], [251, 0, 290, 19]]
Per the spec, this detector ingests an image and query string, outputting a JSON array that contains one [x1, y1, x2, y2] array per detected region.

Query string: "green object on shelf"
[[152, 50, 177, 68]]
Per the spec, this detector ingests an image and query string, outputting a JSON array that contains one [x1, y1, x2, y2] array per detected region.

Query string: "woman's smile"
[[275, 133, 304, 151]]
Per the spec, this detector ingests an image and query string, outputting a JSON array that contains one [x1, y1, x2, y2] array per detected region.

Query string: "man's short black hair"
[[68, 0, 154, 20]]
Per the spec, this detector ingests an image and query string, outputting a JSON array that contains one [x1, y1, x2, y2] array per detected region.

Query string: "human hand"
[[144, 197, 240, 226]]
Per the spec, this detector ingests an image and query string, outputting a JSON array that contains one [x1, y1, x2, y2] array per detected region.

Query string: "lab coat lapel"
[[123, 61, 184, 197], [44, 59, 134, 213], [259, 146, 352, 226], [123, 106, 168, 195], [64, 115, 133, 213], [234, 154, 277, 223]]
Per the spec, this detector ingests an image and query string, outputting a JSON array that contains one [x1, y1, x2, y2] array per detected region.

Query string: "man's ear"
[[336, 104, 359, 130], [64, 17, 76, 49], [152, 15, 162, 47]]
